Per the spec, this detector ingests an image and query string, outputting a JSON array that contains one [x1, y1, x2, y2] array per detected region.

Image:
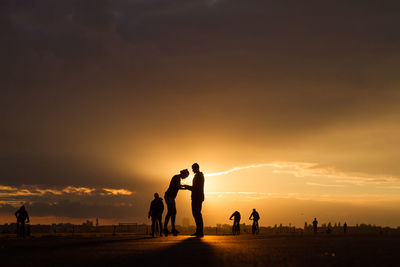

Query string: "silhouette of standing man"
[[15, 205, 29, 238], [184, 163, 204, 237], [163, 169, 189, 236], [313, 218, 318, 234]]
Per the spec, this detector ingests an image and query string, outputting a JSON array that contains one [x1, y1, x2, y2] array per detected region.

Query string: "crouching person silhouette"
[[148, 193, 164, 237]]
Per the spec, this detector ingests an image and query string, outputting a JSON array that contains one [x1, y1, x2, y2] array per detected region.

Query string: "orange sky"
[[2, 0, 400, 227]]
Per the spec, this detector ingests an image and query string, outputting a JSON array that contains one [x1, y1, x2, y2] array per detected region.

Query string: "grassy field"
[[1, 234, 399, 266]]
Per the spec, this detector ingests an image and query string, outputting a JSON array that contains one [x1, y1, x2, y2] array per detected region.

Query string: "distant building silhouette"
[[182, 217, 190, 228]]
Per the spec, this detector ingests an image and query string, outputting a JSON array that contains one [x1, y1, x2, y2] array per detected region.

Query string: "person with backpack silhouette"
[[15, 205, 29, 238], [148, 193, 164, 237]]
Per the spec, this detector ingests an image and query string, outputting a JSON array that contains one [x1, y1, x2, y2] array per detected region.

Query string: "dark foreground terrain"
[[1, 234, 399, 266]]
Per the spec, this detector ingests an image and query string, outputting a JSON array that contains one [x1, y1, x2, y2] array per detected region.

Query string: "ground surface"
[[1, 234, 400, 266]]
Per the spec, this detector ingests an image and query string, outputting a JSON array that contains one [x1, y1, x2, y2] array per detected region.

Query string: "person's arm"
[[184, 176, 195, 191], [184, 185, 193, 191], [178, 178, 183, 189], [230, 213, 234, 220], [175, 177, 188, 190], [26, 213, 30, 223], [249, 213, 253, 220], [180, 184, 190, 190]]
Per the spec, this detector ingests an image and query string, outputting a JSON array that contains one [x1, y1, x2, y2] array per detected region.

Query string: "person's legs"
[[164, 211, 170, 230], [235, 221, 240, 234], [21, 221, 25, 239], [164, 196, 172, 230], [191, 200, 203, 235], [170, 201, 177, 231], [255, 220, 259, 234], [157, 214, 163, 236], [16, 221, 20, 238], [151, 216, 156, 237], [191, 201, 198, 234]]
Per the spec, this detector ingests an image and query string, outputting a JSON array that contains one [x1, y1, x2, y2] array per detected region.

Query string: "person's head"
[[253, 208, 256, 212], [21, 205, 25, 211], [154, 193, 159, 199], [192, 163, 200, 173], [180, 169, 189, 179]]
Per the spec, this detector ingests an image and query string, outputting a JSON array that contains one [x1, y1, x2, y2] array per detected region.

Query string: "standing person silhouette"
[[163, 169, 189, 236], [249, 209, 260, 235], [312, 218, 318, 234], [184, 163, 205, 237], [148, 193, 164, 237], [230, 211, 241, 235], [343, 222, 347, 234], [15, 205, 29, 238]]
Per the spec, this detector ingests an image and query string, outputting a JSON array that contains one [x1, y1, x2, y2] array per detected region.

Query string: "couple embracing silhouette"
[[164, 163, 205, 237]]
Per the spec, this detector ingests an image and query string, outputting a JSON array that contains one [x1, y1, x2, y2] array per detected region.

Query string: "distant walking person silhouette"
[[343, 222, 347, 234], [163, 169, 189, 236], [230, 211, 241, 235], [312, 218, 318, 234], [148, 193, 164, 237], [184, 163, 205, 237], [249, 208, 260, 235], [15, 205, 29, 238]]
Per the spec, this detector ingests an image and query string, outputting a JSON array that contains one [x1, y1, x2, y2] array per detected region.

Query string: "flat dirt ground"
[[1, 234, 400, 266]]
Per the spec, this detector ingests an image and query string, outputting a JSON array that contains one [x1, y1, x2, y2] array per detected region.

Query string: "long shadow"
[[1, 235, 154, 252], [114, 237, 218, 266], [1, 236, 218, 266]]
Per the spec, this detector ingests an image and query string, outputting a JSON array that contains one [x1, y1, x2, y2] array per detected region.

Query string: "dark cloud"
[[0, 184, 151, 219]]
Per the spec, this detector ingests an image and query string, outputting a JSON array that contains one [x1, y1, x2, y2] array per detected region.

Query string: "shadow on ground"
[[113, 237, 218, 266]]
